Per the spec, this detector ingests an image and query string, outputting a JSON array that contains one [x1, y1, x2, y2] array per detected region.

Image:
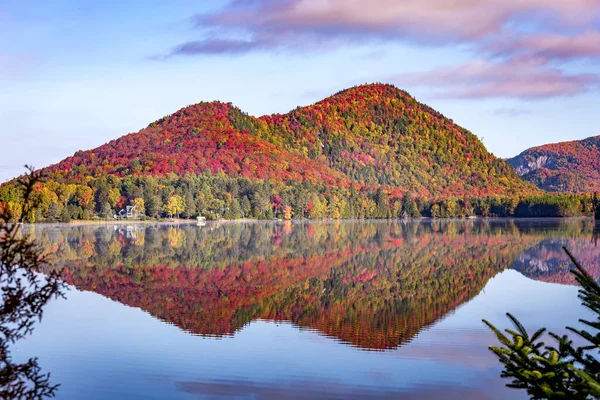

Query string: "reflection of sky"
[[12, 268, 589, 400]]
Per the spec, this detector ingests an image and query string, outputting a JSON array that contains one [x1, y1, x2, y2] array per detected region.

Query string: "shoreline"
[[23, 215, 596, 227]]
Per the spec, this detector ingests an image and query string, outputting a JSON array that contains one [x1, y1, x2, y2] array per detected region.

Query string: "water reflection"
[[28, 219, 600, 351]]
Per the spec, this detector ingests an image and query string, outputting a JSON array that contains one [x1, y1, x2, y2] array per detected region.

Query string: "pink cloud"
[[192, 0, 600, 44], [394, 56, 600, 99], [162, 0, 600, 99], [171, 0, 600, 62], [492, 31, 600, 60]]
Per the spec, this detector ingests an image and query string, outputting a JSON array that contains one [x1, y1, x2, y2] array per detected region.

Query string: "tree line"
[[0, 171, 597, 223]]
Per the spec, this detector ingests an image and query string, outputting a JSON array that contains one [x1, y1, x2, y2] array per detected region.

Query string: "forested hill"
[[47, 83, 532, 198], [507, 135, 600, 193], [49, 101, 351, 189], [259, 84, 531, 198], [2, 83, 550, 222]]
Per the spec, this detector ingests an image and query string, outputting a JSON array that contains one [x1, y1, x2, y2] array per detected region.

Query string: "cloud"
[[172, 38, 264, 56], [161, 0, 600, 56], [161, 0, 600, 60], [393, 56, 600, 99], [181, 0, 600, 53], [491, 31, 600, 60], [164, 29, 367, 58], [159, 0, 600, 100], [493, 107, 531, 117]]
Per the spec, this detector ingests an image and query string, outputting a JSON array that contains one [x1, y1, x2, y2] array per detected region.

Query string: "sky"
[[1, 0, 599, 182]]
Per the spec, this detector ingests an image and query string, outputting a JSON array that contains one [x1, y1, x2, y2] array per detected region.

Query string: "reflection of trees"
[[33, 220, 585, 272], [243, 239, 522, 349], [1, 171, 66, 399], [32, 219, 600, 350]]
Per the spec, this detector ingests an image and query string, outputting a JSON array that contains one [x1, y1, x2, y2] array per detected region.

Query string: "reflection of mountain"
[[511, 237, 600, 285], [33, 220, 598, 350]]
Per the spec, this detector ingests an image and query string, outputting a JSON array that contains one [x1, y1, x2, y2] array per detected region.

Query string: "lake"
[[13, 219, 600, 399]]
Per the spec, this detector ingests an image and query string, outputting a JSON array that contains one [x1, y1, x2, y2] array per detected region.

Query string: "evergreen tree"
[[182, 193, 196, 219], [401, 193, 420, 219], [225, 199, 242, 219], [60, 207, 72, 223], [485, 248, 600, 399], [240, 196, 251, 218], [45, 202, 61, 222], [100, 202, 113, 219], [146, 195, 162, 219]]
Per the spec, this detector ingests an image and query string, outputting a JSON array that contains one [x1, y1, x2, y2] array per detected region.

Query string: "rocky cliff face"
[[507, 135, 600, 193], [511, 155, 552, 176]]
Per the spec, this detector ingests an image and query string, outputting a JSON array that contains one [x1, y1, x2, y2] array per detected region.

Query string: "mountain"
[[2, 84, 542, 222], [50, 101, 351, 189], [507, 135, 600, 193], [46, 84, 531, 198]]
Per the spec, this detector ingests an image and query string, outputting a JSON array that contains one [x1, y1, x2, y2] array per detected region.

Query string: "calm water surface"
[[13, 219, 600, 399]]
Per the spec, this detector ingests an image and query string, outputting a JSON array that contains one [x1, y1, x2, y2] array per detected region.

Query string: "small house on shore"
[[116, 205, 144, 219]]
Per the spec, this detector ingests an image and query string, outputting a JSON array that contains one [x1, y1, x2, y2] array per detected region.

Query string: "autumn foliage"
[[47, 84, 533, 197], [0, 84, 551, 222], [508, 135, 600, 193]]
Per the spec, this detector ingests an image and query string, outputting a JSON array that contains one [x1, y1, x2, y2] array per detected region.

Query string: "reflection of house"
[[113, 225, 143, 239], [116, 205, 144, 219]]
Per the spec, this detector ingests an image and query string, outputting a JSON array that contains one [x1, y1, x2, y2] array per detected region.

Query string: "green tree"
[[45, 201, 61, 223], [100, 202, 113, 219], [93, 183, 110, 215], [485, 248, 600, 399], [60, 206, 72, 223], [146, 195, 162, 218], [401, 193, 421, 219], [224, 199, 242, 219], [240, 196, 251, 218], [182, 193, 196, 219]]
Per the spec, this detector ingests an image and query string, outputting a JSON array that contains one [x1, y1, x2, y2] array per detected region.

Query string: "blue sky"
[[1, 0, 599, 182]]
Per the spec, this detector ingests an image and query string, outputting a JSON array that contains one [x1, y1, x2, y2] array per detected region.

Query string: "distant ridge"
[[507, 135, 600, 193]]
